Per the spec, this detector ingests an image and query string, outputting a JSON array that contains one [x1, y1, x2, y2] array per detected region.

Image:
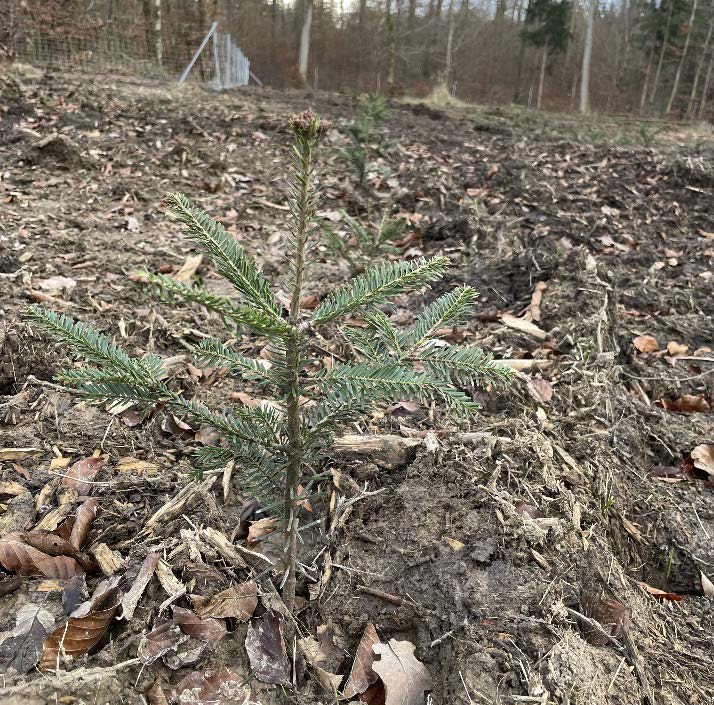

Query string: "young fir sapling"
[[24, 110, 510, 611], [340, 94, 389, 184]]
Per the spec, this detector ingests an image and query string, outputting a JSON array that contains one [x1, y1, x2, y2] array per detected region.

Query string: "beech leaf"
[[69, 498, 100, 549], [0, 604, 54, 674], [343, 621, 381, 698], [62, 455, 107, 495], [195, 579, 258, 620], [171, 605, 227, 642], [40, 581, 122, 670], [138, 620, 188, 665]]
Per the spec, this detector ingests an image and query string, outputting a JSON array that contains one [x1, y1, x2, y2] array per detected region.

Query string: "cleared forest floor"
[[1, 68, 713, 704]]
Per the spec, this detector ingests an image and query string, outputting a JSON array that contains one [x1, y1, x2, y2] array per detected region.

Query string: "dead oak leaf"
[[371, 639, 432, 705]]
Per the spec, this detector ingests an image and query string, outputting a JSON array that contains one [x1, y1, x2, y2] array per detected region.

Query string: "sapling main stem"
[[282, 111, 320, 610]]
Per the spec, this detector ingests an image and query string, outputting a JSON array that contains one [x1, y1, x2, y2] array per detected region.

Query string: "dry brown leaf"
[[659, 395, 710, 413], [245, 609, 291, 685], [247, 517, 277, 545], [0, 532, 83, 578], [69, 498, 100, 549], [527, 377, 553, 404], [120, 552, 160, 620], [40, 581, 122, 670], [343, 621, 381, 699], [138, 620, 189, 665], [0, 603, 54, 674], [691, 444, 714, 477], [62, 455, 106, 495], [170, 666, 248, 704], [145, 681, 170, 705], [195, 580, 258, 620], [172, 253, 203, 282], [171, 605, 227, 642], [638, 581, 683, 602], [371, 639, 433, 705], [632, 335, 659, 353], [666, 341, 689, 357]]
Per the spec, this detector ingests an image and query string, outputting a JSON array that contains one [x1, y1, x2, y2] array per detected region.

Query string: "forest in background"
[[1, 0, 713, 119]]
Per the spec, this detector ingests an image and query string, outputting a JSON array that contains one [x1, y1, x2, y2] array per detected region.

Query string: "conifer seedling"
[[24, 110, 510, 610]]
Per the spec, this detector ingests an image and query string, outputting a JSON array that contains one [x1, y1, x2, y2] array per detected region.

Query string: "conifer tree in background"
[[522, 0, 572, 110], [24, 111, 510, 611]]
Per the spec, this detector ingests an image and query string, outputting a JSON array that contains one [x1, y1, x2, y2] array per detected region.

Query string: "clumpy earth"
[[0, 67, 713, 704]]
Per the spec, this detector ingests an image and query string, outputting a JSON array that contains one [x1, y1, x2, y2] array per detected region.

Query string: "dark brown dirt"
[[0, 68, 713, 704]]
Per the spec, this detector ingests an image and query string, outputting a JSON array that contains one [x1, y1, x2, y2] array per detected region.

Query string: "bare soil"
[[1, 68, 713, 704]]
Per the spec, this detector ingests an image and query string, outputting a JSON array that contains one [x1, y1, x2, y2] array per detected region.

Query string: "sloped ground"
[[0, 68, 713, 704]]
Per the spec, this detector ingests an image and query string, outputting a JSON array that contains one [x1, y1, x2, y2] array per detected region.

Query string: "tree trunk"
[[358, 0, 367, 81], [640, 41, 655, 112], [155, 0, 163, 66], [298, 0, 313, 85], [580, 0, 595, 113], [142, 0, 155, 58], [700, 49, 714, 116], [444, 0, 455, 88], [514, 36, 526, 102], [687, 0, 714, 115], [386, 0, 396, 94], [666, 0, 699, 113], [537, 43, 548, 110], [650, 0, 674, 105]]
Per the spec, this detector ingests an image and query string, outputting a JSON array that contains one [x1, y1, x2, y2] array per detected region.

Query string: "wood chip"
[[91, 543, 126, 576], [500, 314, 547, 340]]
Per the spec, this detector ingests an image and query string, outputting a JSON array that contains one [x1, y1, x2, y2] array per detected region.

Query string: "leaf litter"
[[0, 69, 713, 705]]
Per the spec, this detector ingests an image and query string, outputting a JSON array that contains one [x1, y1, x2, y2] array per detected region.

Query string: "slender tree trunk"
[[650, 0, 674, 105], [514, 38, 526, 102], [666, 0, 699, 113], [445, 0, 455, 88], [358, 0, 367, 82], [386, 0, 396, 94], [142, 0, 155, 57], [580, 0, 595, 113], [640, 41, 655, 112], [298, 0, 313, 85], [688, 0, 714, 115], [537, 43, 548, 110], [700, 50, 714, 115], [155, 0, 163, 66]]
